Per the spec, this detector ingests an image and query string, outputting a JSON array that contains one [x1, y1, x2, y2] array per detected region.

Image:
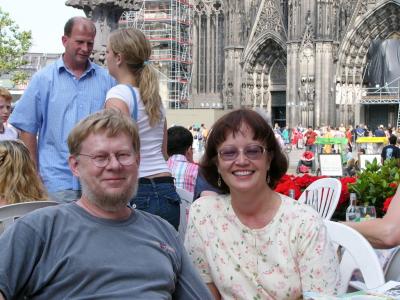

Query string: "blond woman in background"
[[0, 140, 47, 206], [105, 28, 180, 230]]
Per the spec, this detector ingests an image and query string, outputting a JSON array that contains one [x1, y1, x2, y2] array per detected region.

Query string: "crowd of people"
[[273, 122, 400, 153], [1, 15, 400, 300]]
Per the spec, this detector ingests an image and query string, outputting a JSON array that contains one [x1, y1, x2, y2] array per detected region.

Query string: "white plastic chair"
[[383, 247, 400, 282], [298, 178, 342, 219], [324, 220, 385, 294], [176, 187, 194, 240], [0, 201, 58, 234]]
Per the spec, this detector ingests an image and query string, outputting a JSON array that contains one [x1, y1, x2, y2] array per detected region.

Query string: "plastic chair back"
[[176, 187, 194, 240], [324, 220, 385, 294], [384, 246, 400, 282], [0, 201, 58, 234], [298, 178, 342, 219]]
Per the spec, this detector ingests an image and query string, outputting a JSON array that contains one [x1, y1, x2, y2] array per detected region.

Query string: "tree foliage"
[[0, 7, 32, 85]]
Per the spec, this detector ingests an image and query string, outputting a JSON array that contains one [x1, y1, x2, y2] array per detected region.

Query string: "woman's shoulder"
[[190, 194, 229, 215], [278, 193, 321, 222]]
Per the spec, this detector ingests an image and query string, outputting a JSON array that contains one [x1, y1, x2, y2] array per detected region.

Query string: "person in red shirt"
[[304, 126, 318, 152], [345, 126, 353, 152]]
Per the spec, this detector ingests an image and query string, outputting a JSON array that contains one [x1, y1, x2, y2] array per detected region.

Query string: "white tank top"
[[106, 84, 170, 177]]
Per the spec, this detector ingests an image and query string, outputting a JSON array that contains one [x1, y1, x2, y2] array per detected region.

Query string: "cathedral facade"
[[191, 0, 400, 129]]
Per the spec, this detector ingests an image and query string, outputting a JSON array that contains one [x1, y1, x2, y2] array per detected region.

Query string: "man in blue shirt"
[[10, 17, 115, 202], [374, 125, 386, 137]]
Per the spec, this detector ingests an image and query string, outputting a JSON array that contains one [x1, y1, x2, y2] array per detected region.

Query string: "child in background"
[[0, 88, 18, 141]]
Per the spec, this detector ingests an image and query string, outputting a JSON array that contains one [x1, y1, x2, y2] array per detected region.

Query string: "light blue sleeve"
[[9, 72, 44, 134]]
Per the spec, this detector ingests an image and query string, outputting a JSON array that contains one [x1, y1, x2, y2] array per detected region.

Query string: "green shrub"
[[348, 158, 400, 217]]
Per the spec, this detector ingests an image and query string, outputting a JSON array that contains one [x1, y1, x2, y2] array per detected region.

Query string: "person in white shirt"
[[105, 28, 180, 230], [0, 88, 18, 141]]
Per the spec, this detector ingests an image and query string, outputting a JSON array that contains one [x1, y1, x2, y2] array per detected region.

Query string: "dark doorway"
[[366, 105, 389, 131], [271, 91, 286, 127]]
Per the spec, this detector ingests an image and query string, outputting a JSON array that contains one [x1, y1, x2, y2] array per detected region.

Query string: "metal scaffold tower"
[[360, 76, 400, 128], [119, 0, 193, 109]]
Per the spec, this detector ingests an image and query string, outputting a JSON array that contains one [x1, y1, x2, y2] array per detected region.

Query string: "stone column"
[[315, 42, 323, 126], [215, 12, 220, 94], [255, 67, 263, 108], [198, 14, 203, 93], [206, 11, 211, 93], [263, 69, 270, 109]]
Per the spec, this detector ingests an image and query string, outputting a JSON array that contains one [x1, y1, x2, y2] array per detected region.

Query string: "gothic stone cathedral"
[[191, 0, 400, 128]]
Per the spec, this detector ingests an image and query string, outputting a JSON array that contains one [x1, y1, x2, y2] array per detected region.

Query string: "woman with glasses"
[[184, 109, 339, 299], [104, 28, 180, 230]]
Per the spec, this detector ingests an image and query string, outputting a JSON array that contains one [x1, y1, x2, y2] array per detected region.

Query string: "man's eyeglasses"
[[218, 144, 267, 161], [78, 152, 135, 168]]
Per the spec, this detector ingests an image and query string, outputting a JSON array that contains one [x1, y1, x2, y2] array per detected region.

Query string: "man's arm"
[[173, 240, 214, 300], [20, 131, 38, 170], [345, 186, 400, 248]]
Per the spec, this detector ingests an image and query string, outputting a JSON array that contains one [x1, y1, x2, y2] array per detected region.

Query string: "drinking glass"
[[359, 205, 376, 222]]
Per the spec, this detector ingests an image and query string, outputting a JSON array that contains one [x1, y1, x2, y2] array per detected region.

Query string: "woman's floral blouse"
[[184, 194, 339, 300]]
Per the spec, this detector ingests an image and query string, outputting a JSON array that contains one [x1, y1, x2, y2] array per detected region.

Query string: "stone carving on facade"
[[255, 66, 263, 107], [243, 67, 255, 107], [224, 81, 234, 109], [262, 69, 270, 109], [252, 0, 286, 41], [357, 0, 369, 17], [90, 45, 106, 65]]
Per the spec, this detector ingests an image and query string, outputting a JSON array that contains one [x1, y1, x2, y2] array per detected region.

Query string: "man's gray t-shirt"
[[0, 203, 212, 300]]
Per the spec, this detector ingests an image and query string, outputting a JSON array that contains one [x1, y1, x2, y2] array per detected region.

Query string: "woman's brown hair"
[[200, 109, 288, 193]]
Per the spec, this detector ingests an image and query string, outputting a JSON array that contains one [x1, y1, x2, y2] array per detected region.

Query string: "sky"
[[0, 0, 85, 53]]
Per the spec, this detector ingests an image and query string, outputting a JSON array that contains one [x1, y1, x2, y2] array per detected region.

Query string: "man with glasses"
[[0, 110, 212, 300]]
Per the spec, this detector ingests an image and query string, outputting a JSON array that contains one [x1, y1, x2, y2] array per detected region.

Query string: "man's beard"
[[80, 179, 138, 212]]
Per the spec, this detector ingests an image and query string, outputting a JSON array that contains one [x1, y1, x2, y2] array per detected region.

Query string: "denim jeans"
[[131, 181, 181, 230]]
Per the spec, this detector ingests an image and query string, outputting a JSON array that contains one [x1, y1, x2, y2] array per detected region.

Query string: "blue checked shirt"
[[10, 57, 116, 193]]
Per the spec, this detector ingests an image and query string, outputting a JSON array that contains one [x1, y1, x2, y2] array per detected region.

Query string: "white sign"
[[319, 154, 343, 176], [359, 154, 381, 169]]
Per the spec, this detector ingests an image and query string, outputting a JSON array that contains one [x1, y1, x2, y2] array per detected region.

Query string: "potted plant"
[[348, 158, 400, 217]]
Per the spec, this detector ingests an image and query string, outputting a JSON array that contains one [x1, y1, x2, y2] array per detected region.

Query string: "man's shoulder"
[[90, 62, 113, 77], [30, 59, 60, 79], [134, 209, 177, 233], [19, 203, 70, 220], [9, 203, 71, 235]]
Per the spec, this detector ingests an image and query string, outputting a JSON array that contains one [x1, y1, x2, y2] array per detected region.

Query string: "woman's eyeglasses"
[[218, 145, 267, 161]]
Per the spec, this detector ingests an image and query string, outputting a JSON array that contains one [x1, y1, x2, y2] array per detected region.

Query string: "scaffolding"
[[119, 0, 193, 109], [360, 77, 400, 128]]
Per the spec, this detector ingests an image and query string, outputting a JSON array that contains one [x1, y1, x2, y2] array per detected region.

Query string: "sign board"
[[319, 154, 343, 176], [359, 154, 381, 169]]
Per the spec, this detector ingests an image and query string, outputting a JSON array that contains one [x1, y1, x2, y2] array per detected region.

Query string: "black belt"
[[139, 176, 174, 184]]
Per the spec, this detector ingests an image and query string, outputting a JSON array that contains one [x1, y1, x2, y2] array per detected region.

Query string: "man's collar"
[[57, 56, 95, 76]]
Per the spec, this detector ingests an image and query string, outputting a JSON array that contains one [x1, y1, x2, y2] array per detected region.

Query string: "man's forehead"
[[81, 131, 134, 147], [70, 21, 96, 36]]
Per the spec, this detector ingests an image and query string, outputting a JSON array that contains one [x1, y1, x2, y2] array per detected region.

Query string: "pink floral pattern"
[[184, 194, 339, 299]]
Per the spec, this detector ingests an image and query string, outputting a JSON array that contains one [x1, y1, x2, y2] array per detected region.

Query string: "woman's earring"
[[218, 174, 222, 187]]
